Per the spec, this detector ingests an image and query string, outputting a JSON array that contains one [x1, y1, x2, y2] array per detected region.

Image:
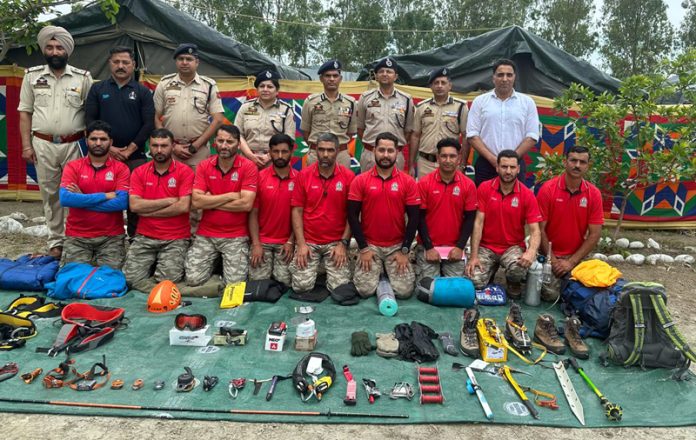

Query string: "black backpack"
[[604, 282, 696, 376]]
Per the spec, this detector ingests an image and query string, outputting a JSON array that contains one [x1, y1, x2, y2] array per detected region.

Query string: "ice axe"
[[565, 358, 622, 422]]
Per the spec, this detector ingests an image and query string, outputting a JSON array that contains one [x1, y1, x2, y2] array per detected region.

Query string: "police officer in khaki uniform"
[[411, 67, 469, 178], [236, 70, 295, 168], [154, 43, 224, 168], [18, 26, 93, 258], [300, 60, 357, 169], [356, 57, 415, 172]]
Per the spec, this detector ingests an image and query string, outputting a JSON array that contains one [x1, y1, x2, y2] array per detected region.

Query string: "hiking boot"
[[460, 307, 480, 357], [564, 316, 589, 359], [504, 302, 532, 353], [506, 280, 522, 300], [49, 246, 63, 259], [534, 314, 566, 355]]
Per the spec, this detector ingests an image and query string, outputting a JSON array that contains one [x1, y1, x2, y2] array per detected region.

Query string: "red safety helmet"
[[147, 280, 181, 313]]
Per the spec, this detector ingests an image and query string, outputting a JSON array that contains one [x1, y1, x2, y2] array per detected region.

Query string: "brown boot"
[[506, 280, 522, 300], [48, 246, 63, 259], [459, 307, 480, 358], [534, 314, 566, 355], [564, 316, 589, 359]]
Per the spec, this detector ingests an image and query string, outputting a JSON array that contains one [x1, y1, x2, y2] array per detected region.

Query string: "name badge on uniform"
[[128, 91, 137, 100], [168, 177, 177, 188], [453, 186, 460, 196], [288, 182, 295, 191], [105, 171, 114, 181], [391, 182, 399, 192], [580, 197, 588, 208], [511, 196, 519, 208], [34, 77, 50, 89], [335, 182, 343, 191], [231, 172, 239, 182]]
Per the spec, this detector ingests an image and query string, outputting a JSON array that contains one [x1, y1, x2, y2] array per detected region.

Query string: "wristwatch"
[[401, 246, 410, 255], [341, 238, 350, 247], [187, 142, 197, 154]]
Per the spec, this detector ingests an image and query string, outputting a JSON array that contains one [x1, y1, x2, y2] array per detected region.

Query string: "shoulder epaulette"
[[361, 89, 379, 98], [199, 75, 217, 86], [452, 97, 467, 104], [342, 93, 357, 103], [27, 65, 44, 73], [395, 88, 412, 100], [306, 92, 322, 101], [278, 99, 292, 108], [69, 66, 89, 76], [161, 73, 177, 81], [416, 98, 433, 107]]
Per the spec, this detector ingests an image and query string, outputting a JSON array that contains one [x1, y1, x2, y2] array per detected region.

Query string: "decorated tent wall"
[[1, 66, 694, 226]]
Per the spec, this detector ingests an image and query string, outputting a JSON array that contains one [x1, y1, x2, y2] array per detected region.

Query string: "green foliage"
[[531, 0, 597, 59], [548, 50, 696, 236], [600, 0, 674, 78], [0, 0, 119, 62], [681, 0, 696, 51]]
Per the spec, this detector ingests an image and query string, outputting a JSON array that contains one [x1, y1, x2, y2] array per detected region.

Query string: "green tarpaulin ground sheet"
[[1, 290, 694, 427]]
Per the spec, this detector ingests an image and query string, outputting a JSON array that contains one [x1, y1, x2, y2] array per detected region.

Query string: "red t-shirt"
[[255, 166, 298, 244], [194, 154, 258, 238], [129, 160, 194, 240], [291, 163, 354, 245], [536, 174, 604, 257], [348, 167, 421, 247], [61, 156, 130, 238], [477, 177, 542, 255], [418, 170, 478, 247]]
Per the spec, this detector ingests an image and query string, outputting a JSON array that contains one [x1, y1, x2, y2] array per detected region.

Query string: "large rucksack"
[[0, 254, 59, 291], [604, 282, 696, 373], [560, 278, 625, 338]]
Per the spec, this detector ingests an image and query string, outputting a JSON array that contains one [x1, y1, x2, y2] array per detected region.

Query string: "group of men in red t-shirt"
[[58, 118, 602, 302]]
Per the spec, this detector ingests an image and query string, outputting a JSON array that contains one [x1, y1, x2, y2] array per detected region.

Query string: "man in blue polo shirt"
[[85, 46, 155, 238]]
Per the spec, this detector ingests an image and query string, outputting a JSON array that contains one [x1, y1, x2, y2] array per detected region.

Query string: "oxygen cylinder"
[[377, 276, 398, 316], [524, 260, 543, 306]]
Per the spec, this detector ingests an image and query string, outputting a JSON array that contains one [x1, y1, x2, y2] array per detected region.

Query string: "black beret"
[[173, 43, 199, 59], [318, 59, 342, 75], [428, 67, 451, 84], [254, 70, 281, 88], [375, 57, 397, 72]]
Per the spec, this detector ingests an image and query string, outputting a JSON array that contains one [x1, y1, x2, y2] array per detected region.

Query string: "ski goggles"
[[174, 314, 207, 331]]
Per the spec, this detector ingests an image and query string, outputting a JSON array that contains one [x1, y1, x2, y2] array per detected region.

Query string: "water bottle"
[[524, 260, 543, 306], [377, 276, 398, 316], [542, 242, 553, 285]]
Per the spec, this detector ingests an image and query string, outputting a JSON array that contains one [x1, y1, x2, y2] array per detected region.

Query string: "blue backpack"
[[45, 263, 128, 300], [560, 278, 626, 339], [0, 254, 59, 291]]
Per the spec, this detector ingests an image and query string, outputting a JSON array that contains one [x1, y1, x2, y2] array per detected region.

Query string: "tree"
[[531, 0, 597, 59], [0, 0, 119, 62], [386, 0, 444, 54], [322, 0, 390, 71], [680, 0, 696, 50], [543, 50, 696, 239], [600, 0, 674, 78], [443, 0, 535, 41]]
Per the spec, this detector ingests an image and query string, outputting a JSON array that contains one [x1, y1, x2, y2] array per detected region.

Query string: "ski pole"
[[565, 358, 622, 421], [0, 397, 409, 419]]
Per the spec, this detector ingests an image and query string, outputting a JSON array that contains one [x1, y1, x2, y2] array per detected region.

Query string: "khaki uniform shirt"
[[300, 92, 357, 145], [413, 96, 468, 154], [18, 64, 93, 136], [356, 88, 414, 146], [234, 98, 294, 152], [153, 72, 224, 141]]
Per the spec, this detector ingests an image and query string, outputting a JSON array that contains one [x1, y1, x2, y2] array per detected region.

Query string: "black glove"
[[351, 331, 373, 356]]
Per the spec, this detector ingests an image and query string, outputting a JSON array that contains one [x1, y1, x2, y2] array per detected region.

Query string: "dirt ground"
[[1, 200, 695, 439]]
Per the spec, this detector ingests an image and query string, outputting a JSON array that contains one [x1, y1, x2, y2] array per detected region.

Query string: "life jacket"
[[603, 282, 696, 375], [37, 303, 126, 356]]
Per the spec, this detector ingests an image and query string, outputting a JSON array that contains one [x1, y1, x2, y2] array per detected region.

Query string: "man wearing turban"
[[18, 26, 93, 259]]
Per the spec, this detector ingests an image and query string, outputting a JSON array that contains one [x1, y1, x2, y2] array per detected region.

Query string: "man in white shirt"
[[466, 59, 540, 187]]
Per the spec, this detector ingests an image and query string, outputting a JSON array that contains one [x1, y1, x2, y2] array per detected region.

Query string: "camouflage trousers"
[[359, 149, 405, 173], [415, 245, 466, 283], [185, 235, 249, 286], [290, 242, 351, 293], [353, 244, 415, 299], [249, 243, 292, 285], [470, 245, 527, 289], [306, 149, 353, 169], [61, 234, 126, 270], [122, 235, 190, 293]]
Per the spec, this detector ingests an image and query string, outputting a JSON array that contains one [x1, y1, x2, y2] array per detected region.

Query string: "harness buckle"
[[76, 379, 97, 391]]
